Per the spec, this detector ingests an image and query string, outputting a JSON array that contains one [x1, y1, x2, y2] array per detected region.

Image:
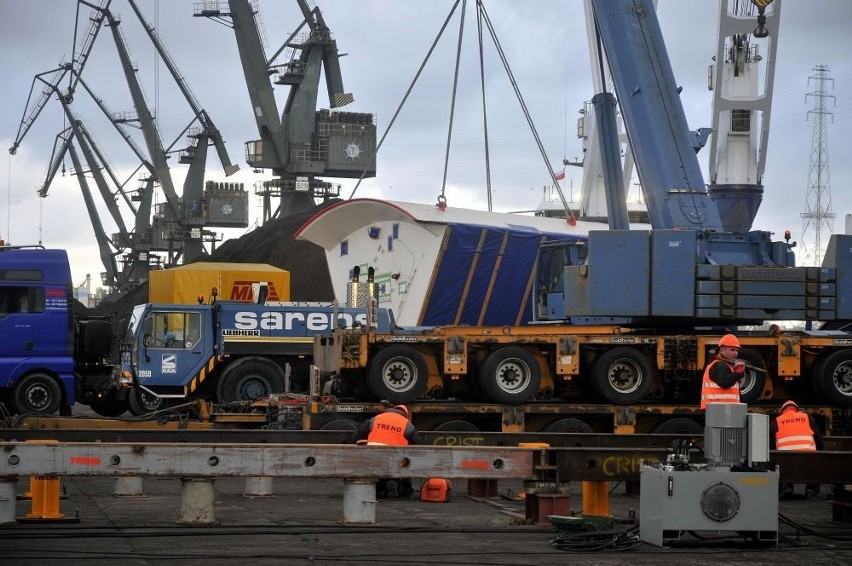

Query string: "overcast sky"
[[2, 0, 851, 288]]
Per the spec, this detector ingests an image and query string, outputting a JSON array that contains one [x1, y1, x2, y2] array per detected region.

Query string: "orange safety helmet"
[[718, 334, 740, 348], [781, 400, 798, 411], [392, 405, 410, 419]]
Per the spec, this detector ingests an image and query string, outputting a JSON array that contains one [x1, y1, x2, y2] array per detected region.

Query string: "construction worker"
[[770, 400, 824, 498], [353, 405, 423, 498], [700, 334, 746, 409], [359, 404, 423, 446]]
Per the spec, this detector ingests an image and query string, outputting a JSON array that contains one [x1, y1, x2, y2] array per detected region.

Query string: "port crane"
[[195, 0, 377, 222], [10, 0, 245, 291], [35, 66, 156, 287]]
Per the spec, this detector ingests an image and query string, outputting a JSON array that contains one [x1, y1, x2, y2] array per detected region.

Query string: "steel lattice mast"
[[799, 64, 836, 265]]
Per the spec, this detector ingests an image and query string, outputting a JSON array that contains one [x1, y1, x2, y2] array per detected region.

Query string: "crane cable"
[[437, 0, 468, 211], [350, 0, 577, 225], [348, 0, 464, 199], [476, 1, 493, 212], [477, 2, 576, 223]]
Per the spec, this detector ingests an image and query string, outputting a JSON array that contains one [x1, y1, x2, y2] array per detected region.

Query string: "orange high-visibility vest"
[[367, 411, 410, 446], [775, 409, 817, 451], [700, 359, 740, 409]]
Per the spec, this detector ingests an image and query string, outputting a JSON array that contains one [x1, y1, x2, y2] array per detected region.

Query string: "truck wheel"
[[128, 387, 170, 415], [89, 400, 127, 418], [543, 418, 593, 434], [13, 373, 62, 415], [217, 357, 286, 403], [809, 355, 828, 400], [737, 349, 767, 404], [592, 347, 655, 405], [479, 347, 540, 405], [367, 345, 428, 404], [650, 418, 703, 435], [816, 350, 852, 407]]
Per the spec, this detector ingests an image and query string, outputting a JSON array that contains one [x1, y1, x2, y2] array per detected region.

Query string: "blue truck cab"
[[0, 246, 115, 415], [120, 298, 395, 413]]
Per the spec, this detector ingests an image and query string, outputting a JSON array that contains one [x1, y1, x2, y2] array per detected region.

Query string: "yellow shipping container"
[[149, 262, 291, 304]]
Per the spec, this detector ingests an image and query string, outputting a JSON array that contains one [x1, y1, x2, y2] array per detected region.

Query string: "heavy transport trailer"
[[299, 398, 843, 437], [4, 393, 843, 437], [301, 0, 852, 438], [312, 325, 852, 416]]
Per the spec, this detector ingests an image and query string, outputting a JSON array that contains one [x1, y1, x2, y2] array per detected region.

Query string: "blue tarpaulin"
[[421, 224, 585, 326]]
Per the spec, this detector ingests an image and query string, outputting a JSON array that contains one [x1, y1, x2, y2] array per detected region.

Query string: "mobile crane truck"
[[117, 267, 395, 414], [0, 246, 121, 417], [308, 0, 852, 435]]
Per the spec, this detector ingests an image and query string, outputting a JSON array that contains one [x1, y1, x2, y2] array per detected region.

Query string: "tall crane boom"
[[590, 0, 722, 232], [65, 139, 120, 283], [8, 0, 105, 157], [223, 0, 289, 171], [126, 0, 239, 177], [9, 67, 69, 157], [196, 0, 377, 221], [87, 1, 183, 220]]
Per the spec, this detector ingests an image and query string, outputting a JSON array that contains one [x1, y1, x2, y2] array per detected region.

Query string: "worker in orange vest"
[[700, 334, 746, 409], [361, 404, 423, 446], [354, 405, 423, 498], [771, 400, 822, 451], [770, 400, 824, 498]]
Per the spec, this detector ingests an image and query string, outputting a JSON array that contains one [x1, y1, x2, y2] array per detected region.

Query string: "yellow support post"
[[19, 439, 79, 522], [26, 475, 64, 519], [582, 480, 610, 517]]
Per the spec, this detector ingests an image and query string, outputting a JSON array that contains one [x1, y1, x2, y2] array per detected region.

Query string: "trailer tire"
[[89, 400, 127, 418], [543, 418, 593, 434], [217, 357, 286, 403], [809, 355, 828, 400], [13, 373, 62, 415], [592, 347, 655, 405], [478, 347, 540, 405], [367, 345, 428, 404], [651, 418, 704, 435], [737, 349, 767, 404], [815, 349, 852, 407], [128, 387, 171, 415]]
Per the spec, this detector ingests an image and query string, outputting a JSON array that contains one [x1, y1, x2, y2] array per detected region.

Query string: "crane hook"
[[750, 0, 774, 38], [436, 194, 447, 212]]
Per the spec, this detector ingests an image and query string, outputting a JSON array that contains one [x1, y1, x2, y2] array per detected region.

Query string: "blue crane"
[[538, 0, 852, 327]]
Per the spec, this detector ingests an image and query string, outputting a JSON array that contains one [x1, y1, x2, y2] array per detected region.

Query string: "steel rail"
[[3, 428, 851, 452], [0, 442, 534, 480], [0, 435, 848, 483]]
